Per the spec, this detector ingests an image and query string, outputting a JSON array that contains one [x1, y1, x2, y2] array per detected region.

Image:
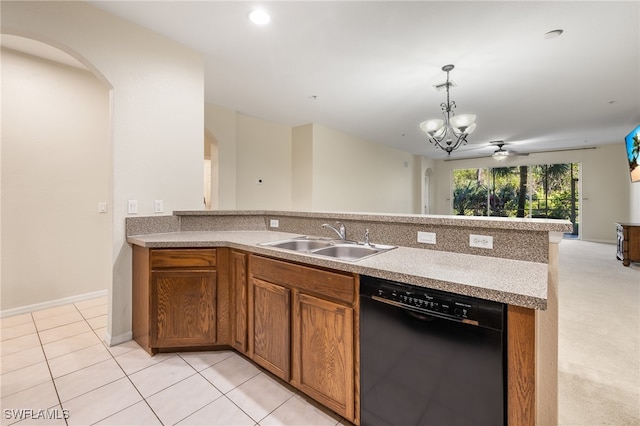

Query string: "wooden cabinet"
[[248, 254, 358, 422], [250, 278, 291, 381], [616, 223, 640, 266], [293, 292, 354, 420], [133, 247, 359, 423], [230, 250, 248, 354], [152, 269, 216, 347], [132, 246, 218, 354]]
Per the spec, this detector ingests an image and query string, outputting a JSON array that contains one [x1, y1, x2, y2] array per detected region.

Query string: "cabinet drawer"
[[151, 249, 217, 269], [251, 255, 355, 305]]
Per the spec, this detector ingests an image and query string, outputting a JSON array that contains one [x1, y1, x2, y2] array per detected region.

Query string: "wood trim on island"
[[508, 304, 536, 426]]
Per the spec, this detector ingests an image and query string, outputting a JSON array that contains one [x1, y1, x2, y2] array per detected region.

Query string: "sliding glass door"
[[452, 163, 579, 235]]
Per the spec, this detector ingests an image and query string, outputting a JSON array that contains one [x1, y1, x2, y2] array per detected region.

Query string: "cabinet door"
[[628, 227, 640, 261], [292, 292, 354, 420], [230, 250, 248, 353], [250, 278, 290, 381], [151, 270, 217, 347]]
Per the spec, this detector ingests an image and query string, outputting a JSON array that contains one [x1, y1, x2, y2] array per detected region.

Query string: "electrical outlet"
[[154, 200, 164, 213], [127, 200, 138, 214], [469, 234, 493, 249], [270, 219, 279, 228], [417, 231, 436, 244], [98, 202, 107, 213]]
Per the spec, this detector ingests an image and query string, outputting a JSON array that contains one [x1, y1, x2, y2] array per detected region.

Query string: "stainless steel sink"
[[310, 244, 384, 261], [264, 238, 333, 251], [259, 237, 395, 261]]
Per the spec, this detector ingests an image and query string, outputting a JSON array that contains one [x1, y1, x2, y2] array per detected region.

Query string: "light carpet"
[[558, 239, 639, 425]]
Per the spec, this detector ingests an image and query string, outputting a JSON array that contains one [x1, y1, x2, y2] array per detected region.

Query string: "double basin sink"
[[259, 236, 395, 262]]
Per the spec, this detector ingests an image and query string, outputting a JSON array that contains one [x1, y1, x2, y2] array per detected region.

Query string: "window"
[[452, 163, 580, 234]]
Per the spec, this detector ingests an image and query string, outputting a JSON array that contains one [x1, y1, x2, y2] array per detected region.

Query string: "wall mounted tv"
[[625, 124, 640, 183]]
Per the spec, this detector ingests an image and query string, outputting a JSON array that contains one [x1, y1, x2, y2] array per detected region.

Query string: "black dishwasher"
[[360, 275, 506, 426]]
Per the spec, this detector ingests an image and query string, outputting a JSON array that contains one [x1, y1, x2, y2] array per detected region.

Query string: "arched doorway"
[[204, 129, 219, 210], [424, 167, 433, 214], [1, 35, 112, 312]]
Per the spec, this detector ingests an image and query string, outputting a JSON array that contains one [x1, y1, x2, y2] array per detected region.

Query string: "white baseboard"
[[0, 290, 109, 319], [582, 238, 616, 244], [105, 330, 133, 347]]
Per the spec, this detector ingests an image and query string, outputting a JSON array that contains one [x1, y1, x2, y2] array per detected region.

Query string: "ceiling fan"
[[490, 141, 529, 160]]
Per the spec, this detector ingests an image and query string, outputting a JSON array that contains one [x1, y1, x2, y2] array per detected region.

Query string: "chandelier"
[[420, 64, 477, 155]]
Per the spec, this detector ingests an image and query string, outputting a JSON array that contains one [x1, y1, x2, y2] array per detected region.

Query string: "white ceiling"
[[27, 1, 640, 159]]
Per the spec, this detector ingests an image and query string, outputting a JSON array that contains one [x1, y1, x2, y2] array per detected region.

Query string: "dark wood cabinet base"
[[617, 223, 640, 266]]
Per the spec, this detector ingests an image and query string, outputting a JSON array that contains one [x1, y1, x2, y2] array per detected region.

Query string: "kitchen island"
[[126, 210, 572, 426]]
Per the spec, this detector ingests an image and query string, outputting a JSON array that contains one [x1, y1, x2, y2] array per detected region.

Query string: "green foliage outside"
[[452, 163, 579, 229]]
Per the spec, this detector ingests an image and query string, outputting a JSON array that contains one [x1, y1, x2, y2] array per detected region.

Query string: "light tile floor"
[[0, 297, 346, 426]]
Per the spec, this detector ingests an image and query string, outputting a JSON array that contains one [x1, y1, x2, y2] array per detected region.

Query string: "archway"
[[204, 129, 219, 209], [423, 167, 433, 214], [1, 34, 113, 314]]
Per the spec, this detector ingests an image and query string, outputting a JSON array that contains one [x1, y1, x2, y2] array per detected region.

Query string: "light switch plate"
[[469, 234, 493, 249], [98, 202, 107, 213], [154, 200, 163, 213], [417, 231, 436, 244], [127, 200, 138, 214]]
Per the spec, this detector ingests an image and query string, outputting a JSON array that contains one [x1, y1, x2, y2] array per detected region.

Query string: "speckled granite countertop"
[[174, 210, 573, 232], [127, 230, 549, 310]]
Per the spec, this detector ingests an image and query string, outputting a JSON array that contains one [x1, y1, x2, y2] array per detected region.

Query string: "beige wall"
[[310, 124, 416, 213], [206, 107, 419, 214], [1, 48, 111, 310], [2, 1, 205, 343], [236, 114, 293, 209], [630, 178, 640, 222], [205, 103, 237, 209], [292, 124, 314, 210], [433, 144, 632, 243]]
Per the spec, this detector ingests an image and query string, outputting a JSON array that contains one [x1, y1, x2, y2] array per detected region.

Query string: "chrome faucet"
[[322, 222, 346, 240]]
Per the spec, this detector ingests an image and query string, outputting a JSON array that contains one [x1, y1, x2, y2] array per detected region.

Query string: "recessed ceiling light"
[[249, 9, 270, 25], [544, 29, 564, 39]]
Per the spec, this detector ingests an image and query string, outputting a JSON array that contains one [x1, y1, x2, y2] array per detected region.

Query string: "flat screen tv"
[[625, 124, 640, 183]]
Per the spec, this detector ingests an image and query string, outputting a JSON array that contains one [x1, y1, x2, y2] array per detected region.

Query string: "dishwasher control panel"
[[360, 275, 505, 330]]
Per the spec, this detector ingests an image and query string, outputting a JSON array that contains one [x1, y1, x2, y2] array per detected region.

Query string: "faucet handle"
[[364, 228, 370, 246]]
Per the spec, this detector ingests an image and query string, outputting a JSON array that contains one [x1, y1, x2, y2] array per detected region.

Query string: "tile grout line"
[[31, 310, 69, 426], [83, 303, 165, 426], [8, 303, 344, 426], [170, 352, 250, 425]]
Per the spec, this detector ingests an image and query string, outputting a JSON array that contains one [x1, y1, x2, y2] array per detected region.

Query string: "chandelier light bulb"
[[451, 114, 476, 131], [420, 119, 445, 138]]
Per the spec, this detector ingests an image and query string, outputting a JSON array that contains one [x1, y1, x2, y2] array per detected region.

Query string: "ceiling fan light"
[[420, 119, 445, 138], [493, 150, 510, 160]]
